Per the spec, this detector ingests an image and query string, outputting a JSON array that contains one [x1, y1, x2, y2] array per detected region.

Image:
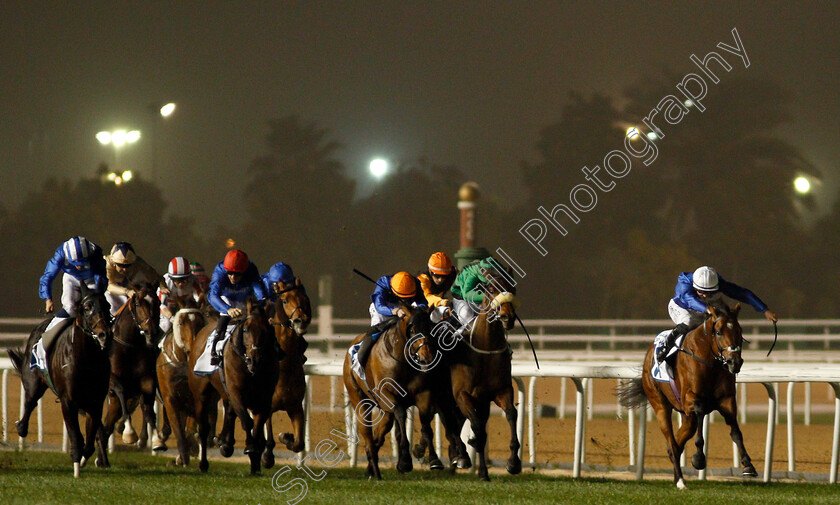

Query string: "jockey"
[[39, 236, 108, 339], [207, 249, 267, 365], [450, 256, 507, 334], [105, 242, 168, 316], [656, 266, 779, 362], [261, 262, 297, 305], [190, 261, 210, 292], [158, 256, 203, 334], [417, 252, 456, 322], [356, 272, 427, 370]]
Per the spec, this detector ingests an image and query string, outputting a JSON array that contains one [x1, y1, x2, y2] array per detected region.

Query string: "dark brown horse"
[[343, 306, 438, 480], [448, 266, 521, 481], [261, 279, 311, 468], [156, 298, 206, 466], [189, 299, 279, 474], [617, 304, 756, 489], [7, 282, 113, 476]]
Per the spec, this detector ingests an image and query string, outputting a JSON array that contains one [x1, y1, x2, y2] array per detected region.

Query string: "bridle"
[[703, 314, 743, 370], [79, 293, 112, 345], [115, 294, 157, 348]]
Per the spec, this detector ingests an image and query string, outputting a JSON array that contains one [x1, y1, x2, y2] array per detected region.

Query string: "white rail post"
[[434, 413, 442, 458], [677, 414, 686, 467], [805, 382, 811, 426], [829, 382, 840, 484], [2, 369, 8, 442], [512, 376, 525, 461], [37, 399, 43, 443], [304, 375, 312, 455], [698, 415, 710, 480], [586, 378, 594, 421], [628, 405, 635, 466], [762, 382, 777, 482], [739, 382, 747, 424], [787, 382, 795, 472], [18, 382, 24, 449], [329, 376, 337, 412], [528, 376, 538, 465], [635, 406, 647, 480], [343, 387, 357, 468], [571, 377, 585, 478], [558, 379, 566, 419]]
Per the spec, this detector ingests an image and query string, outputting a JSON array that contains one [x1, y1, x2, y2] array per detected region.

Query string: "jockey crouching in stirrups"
[[355, 272, 428, 371], [36, 237, 109, 363], [158, 256, 203, 335], [417, 252, 457, 324], [207, 249, 268, 366], [656, 266, 778, 363], [105, 242, 169, 317], [449, 256, 515, 341]]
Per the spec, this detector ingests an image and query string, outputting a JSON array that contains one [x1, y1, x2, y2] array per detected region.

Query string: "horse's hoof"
[[743, 465, 758, 477], [506, 458, 522, 475], [676, 478, 687, 490], [199, 460, 209, 473], [692, 453, 706, 470], [153, 443, 167, 452], [15, 421, 27, 438], [219, 444, 234, 458], [262, 452, 275, 469], [397, 459, 413, 474], [412, 444, 426, 459], [429, 458, 444, 470], [122, 432, 138, 445], [80, 455, 89, 468], [244, 445, 257, 455], [95, 456, 109, 468], [480, 472, 490, 482], [456, 457, 471, 469]]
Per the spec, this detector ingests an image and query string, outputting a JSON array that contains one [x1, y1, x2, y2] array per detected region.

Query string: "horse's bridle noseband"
[[704, 315, 742, 367]]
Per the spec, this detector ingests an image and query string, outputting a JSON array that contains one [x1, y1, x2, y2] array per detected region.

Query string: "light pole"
[[148, 102, 176, 182]]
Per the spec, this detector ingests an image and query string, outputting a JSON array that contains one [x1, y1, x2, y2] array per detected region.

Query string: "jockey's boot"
[[41, 310, 73, 352], [210, 315, 231, 366], [657, 323, 689, 363], [356, 330, 375, 370]]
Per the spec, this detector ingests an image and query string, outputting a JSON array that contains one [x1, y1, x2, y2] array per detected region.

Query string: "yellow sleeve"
[[419, 274, 446, 307]]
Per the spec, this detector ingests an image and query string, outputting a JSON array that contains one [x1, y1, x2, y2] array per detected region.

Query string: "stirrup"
[[656, 346, 669, 363]]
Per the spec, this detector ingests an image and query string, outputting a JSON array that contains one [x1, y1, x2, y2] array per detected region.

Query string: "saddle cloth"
[[651, 329, 686, 383], [193, 325, 237, 376], [348, 342, 366, 383], [29, 318, 75, 373]]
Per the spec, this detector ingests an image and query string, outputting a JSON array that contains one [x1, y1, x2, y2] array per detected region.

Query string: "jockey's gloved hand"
[[227, 307, 243, 318], [45, 299, 54, 314]]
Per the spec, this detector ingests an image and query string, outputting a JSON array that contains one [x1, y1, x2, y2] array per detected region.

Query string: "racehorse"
[[189, 298, 280, 474], [343, 306, 439, 480], [156, 298, 206, 466], [617, 303, 757, 489], [7, 282, 113, 477], [448, 265, 521, 481], [261, 279, 311, 468], [96, 287, 164, 461]]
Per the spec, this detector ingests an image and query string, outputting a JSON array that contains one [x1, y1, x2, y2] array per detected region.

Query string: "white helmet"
[[692, 266, 719, 292], [62, 236, 93, 266], [168, 256, 191, 278]]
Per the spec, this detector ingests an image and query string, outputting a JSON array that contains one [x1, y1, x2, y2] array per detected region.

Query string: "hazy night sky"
[[1, 1, 838, 233]]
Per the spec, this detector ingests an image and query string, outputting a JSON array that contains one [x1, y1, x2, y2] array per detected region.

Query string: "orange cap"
[[427, 252, 453, 275], [390, 272, 416, 298]]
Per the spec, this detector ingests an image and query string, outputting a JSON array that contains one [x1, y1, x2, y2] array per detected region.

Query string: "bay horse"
[[342, 306, 439, 480], [448, 265, 521, 481], [188, 298, 280, 474], [96, 286, 164, 461], [261, 278, 311, 468], [617, 303, 757, 489], [156, 298, 206, 466], [7, 282, 113, 477]]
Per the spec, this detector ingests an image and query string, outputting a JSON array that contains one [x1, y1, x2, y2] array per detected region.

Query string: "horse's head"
[[483, 264, 519, 331], [130, 286, 162, 347], [172, 298, 205, 352], [402, 305, 436, 367], [274, 278, 312, 336], [79, 283, 113, 350], [238, 298, 273, 375], [705, 303, 744, 374]]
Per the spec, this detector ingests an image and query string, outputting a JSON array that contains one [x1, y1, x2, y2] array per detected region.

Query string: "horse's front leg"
[[248, 411, 268, 475], [219, 401, 237, 457], [60, 400, 84, 478], [718, 395, 757, 477], [392, 404, 413, 474], [139, 376, 165, 451], [456, 391, 490, 481], [280, 403, 306, 453], [262, 413, 276, 469], [691, 411, 707, 471], [494, 386, 521, 475]]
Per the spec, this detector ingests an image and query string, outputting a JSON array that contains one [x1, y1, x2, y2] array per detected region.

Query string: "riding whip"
[[766, 320, 778, 357], [515, 314, 540, 370], [352, 268, 378, 285]]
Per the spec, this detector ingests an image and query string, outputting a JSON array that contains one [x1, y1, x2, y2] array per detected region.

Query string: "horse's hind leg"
[[262, 413, 276, 469], [457, 391, 490, 481], [15, 369, 47, 438], [651, 395, 686, 488], [81, 412, 101, 468], [139, 379, 164, 451], [219, 401, 237, 457], [392, 404, 413, 474], [718, 395, 757, 477], [691, 411, 707, 470], [415, 397, 443, 470], [494, 386, 522, 475]]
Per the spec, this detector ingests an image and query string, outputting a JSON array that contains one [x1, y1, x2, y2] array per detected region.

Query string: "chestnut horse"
[[448, 265, 521, 481], [7, 282, 113, 476], [617, 304, 756, 489], [97, 287, 163, 461], [261, 279, 311, 468], [156, 298, 206, 466], [343, 306, 438, 479], [189, 299, 279, 474]]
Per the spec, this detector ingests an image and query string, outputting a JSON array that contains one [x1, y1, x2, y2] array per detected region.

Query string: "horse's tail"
[[6, 348, 25, 374], [616, 368, 647, 410]]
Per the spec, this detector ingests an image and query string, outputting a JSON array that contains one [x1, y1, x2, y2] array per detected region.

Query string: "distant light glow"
[[225, 238, 236, 248], [111, 130, 127, 146], [122, 170, 133, 182], [625, 127, 639, 139], [107, 172, 117, 181], [114, 176, 123, 186], [646, 131, 658, 140], [794, 177, 811, 194], [369, 158, 388, 179], [160, 103, 176, 117], [685, 100, 694, 107], [125, 130, 141, 143], [96, 131, 112, 145]]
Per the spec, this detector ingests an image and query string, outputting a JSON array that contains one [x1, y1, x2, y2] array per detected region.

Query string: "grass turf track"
[[2, 451, 839, 505]]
